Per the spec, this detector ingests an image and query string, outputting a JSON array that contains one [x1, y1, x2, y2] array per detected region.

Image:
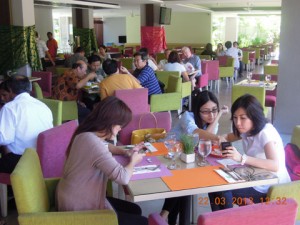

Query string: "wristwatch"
[[240, 154, 248, 165]]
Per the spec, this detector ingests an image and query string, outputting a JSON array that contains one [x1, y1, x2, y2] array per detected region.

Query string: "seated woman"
[[208, 94, 291, 211], [160, 90, 228, 225], [163, 50, 190, 83], [216, 43, 225, 57], [56, 96, 148, 225]]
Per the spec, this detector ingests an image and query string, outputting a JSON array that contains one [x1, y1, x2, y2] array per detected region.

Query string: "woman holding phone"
[[56, 96, 148, 225], [209, 94, 290, 211], [160, 90, 228, 224]]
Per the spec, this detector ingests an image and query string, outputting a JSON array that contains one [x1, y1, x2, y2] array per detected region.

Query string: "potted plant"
[[180, 134, 196, 163]]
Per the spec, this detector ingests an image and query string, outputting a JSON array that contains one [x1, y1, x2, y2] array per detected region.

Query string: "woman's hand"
[[130, 151, 145, 166], [126, 143, 144, 157], [223, 146, 242, 162]]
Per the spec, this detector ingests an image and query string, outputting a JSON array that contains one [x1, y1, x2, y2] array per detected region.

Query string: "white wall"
[[11, 0, 35, 26], [34, 6, 53, 41], [274, 0, 300, 133], [103, 17, 126, 45], [225, 17, 238, 43], [126, 16, 141, 44]]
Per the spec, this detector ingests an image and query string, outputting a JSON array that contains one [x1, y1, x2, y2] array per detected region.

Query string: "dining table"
[[116, 143, 279, 225], [236, 79, 277, 91]]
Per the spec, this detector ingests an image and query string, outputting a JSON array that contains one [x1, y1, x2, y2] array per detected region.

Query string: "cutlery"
[[134, 165, 160, 172]]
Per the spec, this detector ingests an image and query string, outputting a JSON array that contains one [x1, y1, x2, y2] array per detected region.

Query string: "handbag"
[[131, 113, 167, 144]]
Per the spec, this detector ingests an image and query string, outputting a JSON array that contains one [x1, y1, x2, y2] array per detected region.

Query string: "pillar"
[[274, 0, 300, 133], [224, 17, 238, 43]]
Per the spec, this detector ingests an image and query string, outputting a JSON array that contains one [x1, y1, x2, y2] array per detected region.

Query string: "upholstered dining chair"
[[155, 71, 180, 91], [218, 56, 235, 86], [32, 82, 43, 99], [32, 71, 52, 98], [197, 198, 298, 225], [267, 181, 300, 220], [291, 125, 300, 149], [39, 98, 63, 126], [195, 61, 209, 90], [37, 120, 78, 178], [11, 149, 118, 225], [120, 57, 133, 70]]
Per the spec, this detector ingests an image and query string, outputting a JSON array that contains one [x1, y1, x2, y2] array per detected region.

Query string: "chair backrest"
[[226, 57, 234, 67], [39, 98, 63, 126], [264, 64, 279, 75], [114, 88, 149, 115], [200, 55, 212, 60], [148, 212, 168, 225], [156, 71, 180, 90], [268, 182, 300, 220], [198, 198, 298, 225], [232, 85, 266, 111], [291, 125, 300, 149], [37, 120, 78, 178], [217, 56, 228, 66], [156, 52, 166, 63], [33, 82, 44, 99], [242, 51, 249, 64], [32, 71, 52, 97], [120, 57, 133, 70], [166, 75, 181, 93], [203, 60, 219, 81], [11, 149, 50, 214], [118, 112, 172, 145], [61, 101, 78, 121]]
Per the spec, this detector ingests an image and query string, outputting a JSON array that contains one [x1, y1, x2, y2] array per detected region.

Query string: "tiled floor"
[[3, 59, 299, 225]]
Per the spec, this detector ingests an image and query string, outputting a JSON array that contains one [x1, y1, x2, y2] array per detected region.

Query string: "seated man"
[[132, 47, 158, 73], [0, 75, 53, 173], [100, 59, 142, 100], [64, 47, 88, 68], [87, 54, 106, 82], [53, 60, 96, 123], [121, 51, 162, 101], [182, 46, 202, 85]]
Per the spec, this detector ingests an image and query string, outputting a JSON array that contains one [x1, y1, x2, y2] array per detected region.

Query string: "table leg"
[[179, 195, 191, 225]]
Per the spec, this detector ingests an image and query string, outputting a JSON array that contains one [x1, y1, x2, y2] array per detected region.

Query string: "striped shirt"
[[137, 65, 162, 96]]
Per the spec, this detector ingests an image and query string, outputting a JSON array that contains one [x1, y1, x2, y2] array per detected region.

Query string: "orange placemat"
[[161, 166, 227, 191], [146, 142, 168, 156]]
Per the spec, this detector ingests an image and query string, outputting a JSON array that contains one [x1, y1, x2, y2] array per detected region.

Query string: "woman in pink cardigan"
[[56, 96, 148, 225]]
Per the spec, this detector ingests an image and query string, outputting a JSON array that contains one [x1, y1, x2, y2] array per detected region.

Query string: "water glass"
[[164, 133, 176, 159], [168, 142, 182, 170], [265, 74, 271, 86], [247, 72, 252, 83], [197, 139, 212, 166]]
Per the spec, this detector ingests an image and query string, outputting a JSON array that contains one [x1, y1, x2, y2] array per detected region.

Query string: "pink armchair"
[[118, 112, 172, 145], [32, 71, 52, 98], [198, 198, 298, 225], [37, 120, 78, 178], [195, 62, 209, 90]]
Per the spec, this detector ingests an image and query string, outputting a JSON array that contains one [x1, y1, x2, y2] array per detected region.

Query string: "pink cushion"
[[148, 212, 168, 225], [119, 112, 172, 145], [32, 71, 52, 97], [37, 120, 78, 178], [285, 143, 300, 181], [265, 95, 276, 107], [198, 198, 298, 225], [196, 62, 209, 89]]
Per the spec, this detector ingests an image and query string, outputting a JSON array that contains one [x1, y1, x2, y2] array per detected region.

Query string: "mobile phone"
[[221, 142, 232, 155]]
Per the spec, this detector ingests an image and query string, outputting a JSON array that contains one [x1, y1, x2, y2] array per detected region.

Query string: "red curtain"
[[141, 26, 166, 55]]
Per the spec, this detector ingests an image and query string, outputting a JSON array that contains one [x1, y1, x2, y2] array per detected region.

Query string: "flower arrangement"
[[180, 134, 195, 155]]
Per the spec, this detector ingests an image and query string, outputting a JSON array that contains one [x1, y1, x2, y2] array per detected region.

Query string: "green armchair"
[[156, 70, 180, 91], [11, 149, 118, 225], [219, 57, 235, 86]]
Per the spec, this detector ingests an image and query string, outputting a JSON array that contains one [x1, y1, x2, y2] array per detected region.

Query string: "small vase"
[[180, 153, 195, 163]]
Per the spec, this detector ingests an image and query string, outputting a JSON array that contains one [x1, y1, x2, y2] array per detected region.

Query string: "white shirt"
[[36, 39, 48, 59], [164, 62, 186, 74], [241, 123, 291, 193], [225, 47, 240, 68], [158, 59, 167, 70], [0, 93, 53, 155]]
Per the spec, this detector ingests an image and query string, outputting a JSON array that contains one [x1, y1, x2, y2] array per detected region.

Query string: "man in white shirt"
[[225, 41, 240, 80], [0, 75, 53, 173], [36, 31, 55, 71], [233, 41, 243, 78]]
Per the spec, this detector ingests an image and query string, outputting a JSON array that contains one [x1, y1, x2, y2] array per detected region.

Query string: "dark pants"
[[208, 187, 266, 211], [162, 196, 190, 225], [107, 197, 148, 225], [0, 152, 22, 173], [239, 60, 243, 76]]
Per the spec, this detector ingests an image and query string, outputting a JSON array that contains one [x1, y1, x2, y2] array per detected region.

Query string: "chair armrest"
[[150, 93, 181, 112], [18, 210, 118, 225], [44, 178, 60, 207], [181, 82, 191, 98]]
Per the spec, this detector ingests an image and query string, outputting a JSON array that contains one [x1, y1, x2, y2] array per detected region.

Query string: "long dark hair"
[[231, 94, 267, 137], [168, 51, 181, 63], [191, 90, 220, 129], [66, 96, 132, 156]]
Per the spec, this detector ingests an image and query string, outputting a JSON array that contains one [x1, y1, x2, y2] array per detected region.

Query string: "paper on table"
[[214, 169, 245, 183], [216, 158, 239, 167], [133, 165, 161, 175]]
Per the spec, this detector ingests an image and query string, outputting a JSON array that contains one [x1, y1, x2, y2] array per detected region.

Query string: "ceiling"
[[36, 0, 282, 18]]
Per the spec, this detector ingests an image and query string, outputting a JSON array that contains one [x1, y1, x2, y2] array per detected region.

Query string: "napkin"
[[133, 165, 161, 175], [214, 169, 245, 183]]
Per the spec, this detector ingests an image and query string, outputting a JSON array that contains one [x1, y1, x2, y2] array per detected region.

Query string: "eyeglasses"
[[200, 108, 218, 115]]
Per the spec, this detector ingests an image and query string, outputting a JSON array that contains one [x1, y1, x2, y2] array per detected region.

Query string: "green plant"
[[180, 134, 195, 155]]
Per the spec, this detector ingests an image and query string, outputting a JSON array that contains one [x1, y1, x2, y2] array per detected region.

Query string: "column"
[[72, 8, 97, 55], [224, 17, 238, 42], [274, 0, 300, 133]]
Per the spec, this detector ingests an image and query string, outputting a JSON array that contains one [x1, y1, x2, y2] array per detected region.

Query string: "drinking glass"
[[265, 74, 271, 86], [197, 139, 212, 166], [168, 142, 182, 170], [247, 72, 252, 83], [164, 133, 176, 159]]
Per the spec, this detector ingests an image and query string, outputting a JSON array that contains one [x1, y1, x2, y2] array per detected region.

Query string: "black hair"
[[72, 63, 83, 69], [88, 54, 101, 64], [139, 48, 149, 55], [102, 59, 118, 75], [231, 94, 268, 137], [168, 51, 181, 63], [47, 32, 53, 36], [6, 75, 30, 94], [191, 90, 220, 129], [0, 80, 10, 92], [99, 45, 107, 51], [75, 47, 85, 53], [225, 41, 232, 49], [134, 51, 148, 61], [233, 41, 239, 46]]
